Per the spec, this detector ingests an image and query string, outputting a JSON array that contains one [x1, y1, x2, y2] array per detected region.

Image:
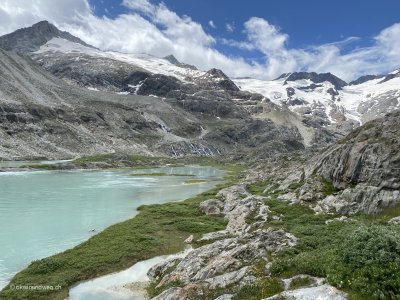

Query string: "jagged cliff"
[[306, 110, 400, 214]]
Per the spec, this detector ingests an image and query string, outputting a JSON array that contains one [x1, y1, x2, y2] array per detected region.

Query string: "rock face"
[[379, 69, 400, 83], [194, 68, 240, 92], [0, 21, 93, 53], [148, 185, 297, 300], [0, 48, 314, 160], [163, 55, 198, 70], [349, 74, 384, 85], [265, 283, 347, 300], [0, 49, 214, 159], [284, 72, 348, 90], [305, 110, 400, 214], [34, 52, 150, 93]]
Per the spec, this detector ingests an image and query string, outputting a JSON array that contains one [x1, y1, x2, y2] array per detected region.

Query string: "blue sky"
[[89, 0, 400, 64], [0, 0, 399, 80]]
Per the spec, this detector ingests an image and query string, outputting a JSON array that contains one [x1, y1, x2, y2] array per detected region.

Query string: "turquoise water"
[[0, 166, 224, 289]]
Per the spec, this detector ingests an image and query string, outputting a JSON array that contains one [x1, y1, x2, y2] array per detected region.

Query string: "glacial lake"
[[0, 166, 224, 289]]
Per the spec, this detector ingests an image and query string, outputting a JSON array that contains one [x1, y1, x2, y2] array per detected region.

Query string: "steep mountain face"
[[284, 72, 348, 90], [0, 48, 312, 160], [349, 74, 384, 85], [163, 54, 198, 70], [379, 69, 400, 83], [252, 109, 400, 216], [304, 110, 400, 214], [0, 49, 203, 159], [0, 21, 93, 54]]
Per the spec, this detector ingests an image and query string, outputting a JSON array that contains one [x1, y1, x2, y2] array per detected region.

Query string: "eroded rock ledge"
[[146, 185, 343, 300]]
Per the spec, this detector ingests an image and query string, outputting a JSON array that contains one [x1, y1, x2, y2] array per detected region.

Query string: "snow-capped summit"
[[234, 68, 400, 126], [284, 72, 347, 90], [379, 69, 400, 84], [0, 20, 94, 54], [194, 68, 239, 91]]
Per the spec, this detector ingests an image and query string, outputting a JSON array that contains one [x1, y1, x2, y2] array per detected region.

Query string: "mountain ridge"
[[0, 20, 95, 54], [0, 21, 399, 160]]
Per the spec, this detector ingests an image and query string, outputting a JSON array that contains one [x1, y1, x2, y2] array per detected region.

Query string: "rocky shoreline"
[[146, 184, 346, 300]]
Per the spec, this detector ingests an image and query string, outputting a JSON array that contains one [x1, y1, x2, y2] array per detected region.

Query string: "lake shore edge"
[[0, 155, 244, 299]]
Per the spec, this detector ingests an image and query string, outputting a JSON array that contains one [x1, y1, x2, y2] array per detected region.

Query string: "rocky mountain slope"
[[2, 21, 399, 144], [0, 49, 199, 159], [1, 22, 345, 160], [254, 109, 400, 215], [305, 110, 400, 214], [144, 110, 400, 299], [0, 48, 312, 160], [0, 20, 93, 53]]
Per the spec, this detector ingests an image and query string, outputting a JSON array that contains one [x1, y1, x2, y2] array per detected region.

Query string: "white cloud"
[[375, 23, 400, 62], [209, 20, 216, 29], [122, 0, 153, 14], [224, 17, 400, 80], [226, 22, 235, 33], [0, 0, 399, 81], [244, 17, 288, 54], [220, 38, 255, 51], [0, 0, 91, 35]]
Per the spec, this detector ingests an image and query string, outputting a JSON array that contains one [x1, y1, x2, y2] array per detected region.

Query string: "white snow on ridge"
[[341, 77, 400, 110], [234, 75, 400, 124], [36, 38, 400, 125], [35, 38, 204, 81], [234, 77, 353, 123]]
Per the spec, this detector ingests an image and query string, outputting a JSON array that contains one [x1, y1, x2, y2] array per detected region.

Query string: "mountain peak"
[[284, 72, 347, 90], [163, 54, 180, 65], [349, 74, 384, 85], [197, 68, 239, 91], [31, 20, 57, 31], [0, 20, 95, 54], [205, 68, 230, 80], [274, 72, 292, 80]]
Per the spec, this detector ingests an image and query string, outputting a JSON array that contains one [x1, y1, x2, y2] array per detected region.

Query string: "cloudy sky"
[[0, 0, 399, 81]]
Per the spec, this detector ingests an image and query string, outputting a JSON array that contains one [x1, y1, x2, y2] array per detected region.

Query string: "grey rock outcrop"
[[33, 52, 150, 93], [163, 55, 197, 70], [194, 68, 240, 92], [379, 69, 400, 84], [265, 284, 347, 300], [388, 216, 400, 225], [148, 185, 297, 300], [199, 199, 224, 216], [349, 74, 384, 85], [305, 110, 400, 214]]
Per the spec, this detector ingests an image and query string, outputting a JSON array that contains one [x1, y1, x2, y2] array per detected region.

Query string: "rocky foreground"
[[145, 110, 400, 300], [147, 185, 346, 300]]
